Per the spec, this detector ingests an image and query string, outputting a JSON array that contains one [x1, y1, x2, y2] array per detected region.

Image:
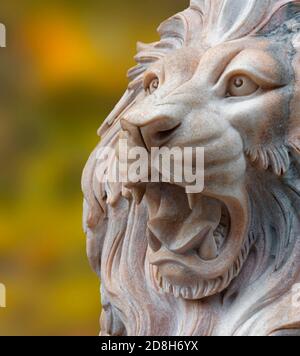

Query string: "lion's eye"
[[146, 77, 160, 95], [227, 75, 259, 97]]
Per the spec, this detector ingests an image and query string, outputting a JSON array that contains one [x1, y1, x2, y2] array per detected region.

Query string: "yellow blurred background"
[[0, 0, 188, 335]]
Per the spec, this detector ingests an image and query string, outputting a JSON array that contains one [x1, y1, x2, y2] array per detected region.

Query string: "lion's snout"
[[121, 111, 181, 150]]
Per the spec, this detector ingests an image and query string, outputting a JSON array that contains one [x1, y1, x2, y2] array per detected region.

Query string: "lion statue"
[[82, 0, 300, 336]]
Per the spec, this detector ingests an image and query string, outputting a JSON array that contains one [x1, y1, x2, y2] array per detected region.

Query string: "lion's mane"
[[82, 0, 300, 336]]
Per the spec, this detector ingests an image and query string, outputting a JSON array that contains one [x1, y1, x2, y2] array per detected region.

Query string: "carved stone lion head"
[[83, 0, 300, 336]]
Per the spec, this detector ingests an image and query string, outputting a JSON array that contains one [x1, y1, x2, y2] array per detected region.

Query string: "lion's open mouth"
[[129, 181, 231, 261], [126, 181, 250, 299], [143, 182, 231, 261]]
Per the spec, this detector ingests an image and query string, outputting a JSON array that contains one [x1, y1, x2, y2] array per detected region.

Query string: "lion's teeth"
[[187, 193, 197, 210], [166, 281, 172, 294], [173, 286, 180, 298], [158, 273, 163, 288], [131, 185, 146, 205], [198, 231, 218, 260]]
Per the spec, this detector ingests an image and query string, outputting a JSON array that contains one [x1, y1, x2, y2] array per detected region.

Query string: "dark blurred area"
[[0, 0, 188, 335]]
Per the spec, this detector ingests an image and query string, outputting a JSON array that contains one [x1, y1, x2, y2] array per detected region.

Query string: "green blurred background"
[[0, 0, 188, 336]]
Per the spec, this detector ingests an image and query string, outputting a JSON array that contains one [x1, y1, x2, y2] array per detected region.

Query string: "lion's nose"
[[121, 116, 181, 150]]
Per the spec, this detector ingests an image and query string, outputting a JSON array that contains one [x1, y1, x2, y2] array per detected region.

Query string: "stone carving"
[[82, 0, 300, 336]]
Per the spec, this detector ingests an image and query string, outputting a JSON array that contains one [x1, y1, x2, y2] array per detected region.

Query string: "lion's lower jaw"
[[153, 232, 256, 300]]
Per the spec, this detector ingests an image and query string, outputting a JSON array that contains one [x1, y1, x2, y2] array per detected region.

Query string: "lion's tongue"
[[146, 183, 222, 257]]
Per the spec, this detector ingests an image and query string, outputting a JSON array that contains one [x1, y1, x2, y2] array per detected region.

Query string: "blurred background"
[[0, 0, 188, 336]]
